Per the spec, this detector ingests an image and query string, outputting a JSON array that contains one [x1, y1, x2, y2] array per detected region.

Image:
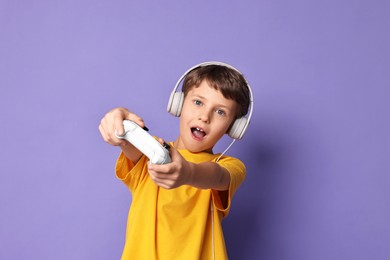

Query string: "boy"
[[99, 62, 252, 259]]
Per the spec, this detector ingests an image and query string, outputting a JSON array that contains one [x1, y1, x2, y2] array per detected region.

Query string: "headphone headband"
[[167, 61, 254, 139]]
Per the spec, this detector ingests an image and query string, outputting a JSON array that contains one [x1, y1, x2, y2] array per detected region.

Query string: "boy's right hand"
[[99, 107, 145, 147]]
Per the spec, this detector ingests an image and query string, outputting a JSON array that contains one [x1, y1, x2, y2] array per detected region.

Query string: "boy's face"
[[174, 80, 237, 153]]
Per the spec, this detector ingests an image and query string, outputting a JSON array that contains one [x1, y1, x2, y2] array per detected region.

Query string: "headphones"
[[167, 61, 253, 140]]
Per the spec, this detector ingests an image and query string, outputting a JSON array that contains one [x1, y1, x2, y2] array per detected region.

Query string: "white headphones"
[[167, 61, 253, 140]]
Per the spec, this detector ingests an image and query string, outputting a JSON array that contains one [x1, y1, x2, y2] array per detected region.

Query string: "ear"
[[167, 92, 184, 117], [228, 117, 248, 139]]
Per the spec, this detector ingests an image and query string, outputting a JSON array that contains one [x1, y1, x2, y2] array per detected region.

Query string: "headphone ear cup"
[[167, 92, 184, 117], [228, 117, 248, 139]]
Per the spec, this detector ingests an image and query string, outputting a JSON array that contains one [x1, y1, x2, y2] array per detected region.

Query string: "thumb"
[[115, 121, 125, 136], [157, 138, 175, 157], [167, 144, 181, 162]]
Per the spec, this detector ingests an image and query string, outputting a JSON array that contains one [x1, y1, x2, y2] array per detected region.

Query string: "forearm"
[[187, 162, 231, 191], [120, 142, 143, 164]]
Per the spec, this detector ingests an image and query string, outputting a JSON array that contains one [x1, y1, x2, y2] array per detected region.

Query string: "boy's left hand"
[[147, 142, 192, 189]]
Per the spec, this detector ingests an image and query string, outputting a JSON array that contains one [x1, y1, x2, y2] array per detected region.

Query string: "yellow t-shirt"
[[115, 148, 246, 260]]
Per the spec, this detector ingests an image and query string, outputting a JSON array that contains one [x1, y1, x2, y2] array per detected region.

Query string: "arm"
[[186, 161, 230, 191], [98, 107, 146, 164]]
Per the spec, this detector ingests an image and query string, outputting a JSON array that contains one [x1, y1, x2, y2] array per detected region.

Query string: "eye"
[[194, 100, 202, 106], [216, 109, 226, 116]]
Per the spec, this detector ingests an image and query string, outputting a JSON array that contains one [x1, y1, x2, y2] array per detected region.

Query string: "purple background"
[[1, 0, 389, 259]]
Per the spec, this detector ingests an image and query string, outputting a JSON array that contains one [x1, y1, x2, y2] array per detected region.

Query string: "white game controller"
[[115, 120, 171, 165]]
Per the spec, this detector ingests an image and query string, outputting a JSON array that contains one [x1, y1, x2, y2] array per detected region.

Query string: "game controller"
[[115, 120, 171, 165]]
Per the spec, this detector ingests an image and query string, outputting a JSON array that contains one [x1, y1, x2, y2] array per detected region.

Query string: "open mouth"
[[191, 127, 206, 140]]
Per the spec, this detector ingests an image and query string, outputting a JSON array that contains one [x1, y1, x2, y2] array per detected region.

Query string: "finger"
[[99, 123, 120, 146], [156, 138, 171, 153], [153, 175, 178, 189], [149, 169, 165, 183], [100, 111, 115, 137], [151, 178, 172, 189], [157, 138, 166, 146], [100, 117, 113, 141], [149, 172, 175, 189], [148, 164, 171, 175], [125, 113, 145, 129]]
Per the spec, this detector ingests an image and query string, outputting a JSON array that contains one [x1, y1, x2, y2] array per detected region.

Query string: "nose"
[[198, 108, 211, 123]]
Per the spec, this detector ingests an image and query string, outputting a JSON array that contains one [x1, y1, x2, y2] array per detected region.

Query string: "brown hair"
[[182, 65, 250, 118]]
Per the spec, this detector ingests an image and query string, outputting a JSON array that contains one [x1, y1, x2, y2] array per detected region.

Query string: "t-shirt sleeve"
[[115, 152, 149, 192], [212, 156, 246, 218]]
